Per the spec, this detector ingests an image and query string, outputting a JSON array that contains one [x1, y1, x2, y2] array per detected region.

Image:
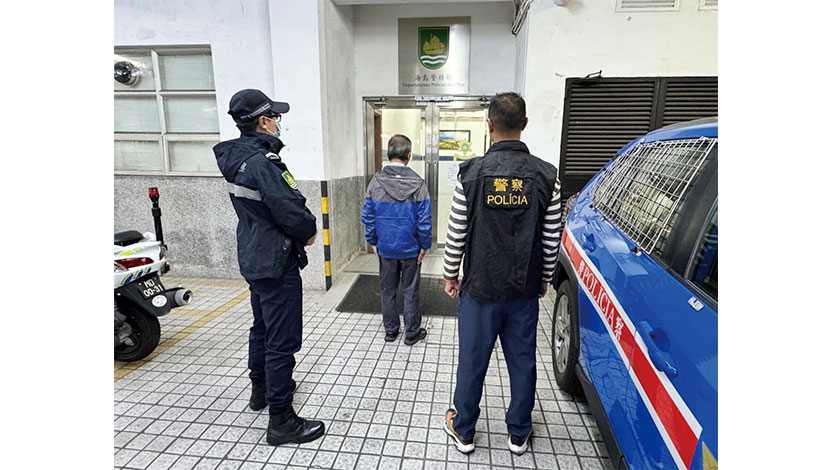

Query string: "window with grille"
[[591, 138, 717, 255], [114, 47, 220, 175]]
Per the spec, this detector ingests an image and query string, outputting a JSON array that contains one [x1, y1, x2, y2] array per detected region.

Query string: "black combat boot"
[[266, 406, 325, 445], [248, 380, 267, 411], [249, 379, 298, 411]]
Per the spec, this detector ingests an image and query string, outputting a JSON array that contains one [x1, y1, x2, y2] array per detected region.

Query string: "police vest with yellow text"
[[459, 140, 557, 302]]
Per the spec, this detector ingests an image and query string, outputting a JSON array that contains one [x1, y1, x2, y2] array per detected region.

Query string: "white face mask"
[[263, 116, 282, 138], [271, 116, 282, 138]]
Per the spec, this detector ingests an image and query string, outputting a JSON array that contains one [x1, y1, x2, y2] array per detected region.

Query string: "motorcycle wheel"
[[115, 302, 161, 362]]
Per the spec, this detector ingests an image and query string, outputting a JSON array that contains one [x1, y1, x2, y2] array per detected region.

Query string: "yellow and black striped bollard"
[[320, 181, 332, 290]]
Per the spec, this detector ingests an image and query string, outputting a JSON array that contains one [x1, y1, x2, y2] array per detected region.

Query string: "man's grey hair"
[[387, 134, 412, 161]]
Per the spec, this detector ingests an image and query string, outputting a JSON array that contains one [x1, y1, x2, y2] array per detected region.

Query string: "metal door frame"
[[363, 95, 490, 252]]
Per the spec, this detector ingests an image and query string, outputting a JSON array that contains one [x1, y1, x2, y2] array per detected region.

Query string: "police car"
[[551, 118, 718, 470]]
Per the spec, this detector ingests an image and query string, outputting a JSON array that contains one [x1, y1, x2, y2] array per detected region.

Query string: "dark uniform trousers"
[[378, 257, 421, 338], [453, 291, 539, 439], [246, 257, 302, 414], [449, 141, 556, 440]]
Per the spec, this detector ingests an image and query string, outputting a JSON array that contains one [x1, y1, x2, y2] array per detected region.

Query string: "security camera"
[[553, 0, 571, 5], [114, 60, 140, 86]]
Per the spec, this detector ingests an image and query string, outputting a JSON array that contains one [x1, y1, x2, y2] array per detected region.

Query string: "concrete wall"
[[114, 176, 238, 278], [317, 0, 366, 275], [353, 1, 516, 98], [268, 0, 328, 182], [114, 177, 326, 289], [327, 176, 366, 272], [319, 0, 359, 181], [353, 1, 516, 176], [519, 0, 718, 165], [513, 12, 529, 93], [115, 0, 327, 289], [114, 0, 275, 142]]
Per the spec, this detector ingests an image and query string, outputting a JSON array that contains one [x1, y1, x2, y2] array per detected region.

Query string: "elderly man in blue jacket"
[[361, 134, 432, 345]]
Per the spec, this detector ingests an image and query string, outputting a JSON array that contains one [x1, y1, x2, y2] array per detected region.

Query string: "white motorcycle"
[[114, 187, 192, 362]]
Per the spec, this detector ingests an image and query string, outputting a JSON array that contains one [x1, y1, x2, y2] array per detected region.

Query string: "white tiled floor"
[[114, 273, 611, 470]]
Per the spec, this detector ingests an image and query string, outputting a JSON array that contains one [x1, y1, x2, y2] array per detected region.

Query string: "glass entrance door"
[[371, 107, 427, 178], [364, 96, 490, 252], [434, 104, 490, 246]]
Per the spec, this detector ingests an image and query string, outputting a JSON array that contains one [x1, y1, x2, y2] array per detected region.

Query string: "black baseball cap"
[[227, 89, 290, 124]]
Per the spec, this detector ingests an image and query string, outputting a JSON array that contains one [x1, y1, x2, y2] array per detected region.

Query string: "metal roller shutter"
[[558, 76, 718, 199]]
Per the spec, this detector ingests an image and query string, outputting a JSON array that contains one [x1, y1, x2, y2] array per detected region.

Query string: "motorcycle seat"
[[114, 230, 145, 246]]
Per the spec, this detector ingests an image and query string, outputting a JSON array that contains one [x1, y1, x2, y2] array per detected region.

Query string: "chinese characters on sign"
[[398, 17, 470, 95]]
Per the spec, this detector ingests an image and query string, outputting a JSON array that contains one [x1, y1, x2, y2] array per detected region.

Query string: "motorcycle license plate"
[[138, 275, 165, 299]]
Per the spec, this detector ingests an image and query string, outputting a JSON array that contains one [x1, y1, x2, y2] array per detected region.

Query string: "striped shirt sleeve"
[[541, 177, 564, 282], [443, 175, 468, 280]]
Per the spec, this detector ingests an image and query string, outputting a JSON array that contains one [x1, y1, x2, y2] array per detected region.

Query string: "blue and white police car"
[[551, 118, 718, 470]]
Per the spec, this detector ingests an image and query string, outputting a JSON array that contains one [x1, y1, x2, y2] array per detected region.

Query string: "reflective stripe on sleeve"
[[228, 183, 262, 201]]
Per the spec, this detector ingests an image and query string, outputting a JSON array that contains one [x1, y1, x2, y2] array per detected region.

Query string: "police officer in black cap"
[[214, 89, 325, 445], [441, 92, 563, 456]]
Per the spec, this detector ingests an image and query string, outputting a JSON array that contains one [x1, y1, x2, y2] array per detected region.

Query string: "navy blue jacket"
[[214, 132, 316, 279], [361, 164, 432, 259]]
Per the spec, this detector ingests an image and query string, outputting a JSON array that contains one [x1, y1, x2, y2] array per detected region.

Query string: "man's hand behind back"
[[444, 278, 460, 299]]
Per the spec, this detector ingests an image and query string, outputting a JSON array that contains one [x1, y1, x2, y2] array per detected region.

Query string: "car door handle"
[[637, 320, 679, 378], [582, 233, 596, 252]]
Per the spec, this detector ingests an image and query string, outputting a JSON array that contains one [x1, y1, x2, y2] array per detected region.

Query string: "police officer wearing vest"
[[214, 89, 325, 445], [442, 92, 564, 455]]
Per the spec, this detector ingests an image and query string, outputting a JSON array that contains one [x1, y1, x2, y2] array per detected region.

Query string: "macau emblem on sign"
[[418, 27, 449, 70]]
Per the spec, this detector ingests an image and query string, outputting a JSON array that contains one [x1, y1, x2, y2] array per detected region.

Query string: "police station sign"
[[398, 17, 470, 95]]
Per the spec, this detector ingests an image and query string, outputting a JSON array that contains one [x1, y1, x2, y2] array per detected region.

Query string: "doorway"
[[363, 96, 491, 252]]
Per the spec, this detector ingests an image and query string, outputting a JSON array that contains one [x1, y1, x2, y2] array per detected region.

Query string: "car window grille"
[[591, 138, 717, 254]]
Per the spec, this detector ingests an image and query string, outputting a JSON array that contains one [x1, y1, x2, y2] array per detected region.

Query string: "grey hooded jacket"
[[361, 164, 433, 259]]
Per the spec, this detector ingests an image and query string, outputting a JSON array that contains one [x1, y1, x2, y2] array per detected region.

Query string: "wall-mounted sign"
[[398, 17, 470, 95]]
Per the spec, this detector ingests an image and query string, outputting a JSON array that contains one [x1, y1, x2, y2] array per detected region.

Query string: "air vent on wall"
[[699, 0, 717, 10], [562, 79, 656, 178], [660, 77, 718, 127], [557, 76, 717, 199], [617, 0, 680, 12]]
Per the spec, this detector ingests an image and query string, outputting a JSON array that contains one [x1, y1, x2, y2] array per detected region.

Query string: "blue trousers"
[[246, 263, 302, 414], [453, 292, 539, 439]]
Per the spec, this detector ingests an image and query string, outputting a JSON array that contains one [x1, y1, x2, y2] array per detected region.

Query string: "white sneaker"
[[508, 430, 532, 455], [444, 409, 476, 454]]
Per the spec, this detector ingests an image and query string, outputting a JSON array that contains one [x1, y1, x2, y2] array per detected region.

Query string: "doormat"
[[336, 274, 458, 317]]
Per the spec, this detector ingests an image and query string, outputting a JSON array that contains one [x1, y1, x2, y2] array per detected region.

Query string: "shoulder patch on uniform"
[[281, 170, 299, 190]]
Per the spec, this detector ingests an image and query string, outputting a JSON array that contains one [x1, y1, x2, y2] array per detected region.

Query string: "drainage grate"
[[336, 274, 459, 317]]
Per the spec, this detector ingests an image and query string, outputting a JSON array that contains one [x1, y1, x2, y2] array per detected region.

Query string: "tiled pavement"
[[114, 273, 612, 470]]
